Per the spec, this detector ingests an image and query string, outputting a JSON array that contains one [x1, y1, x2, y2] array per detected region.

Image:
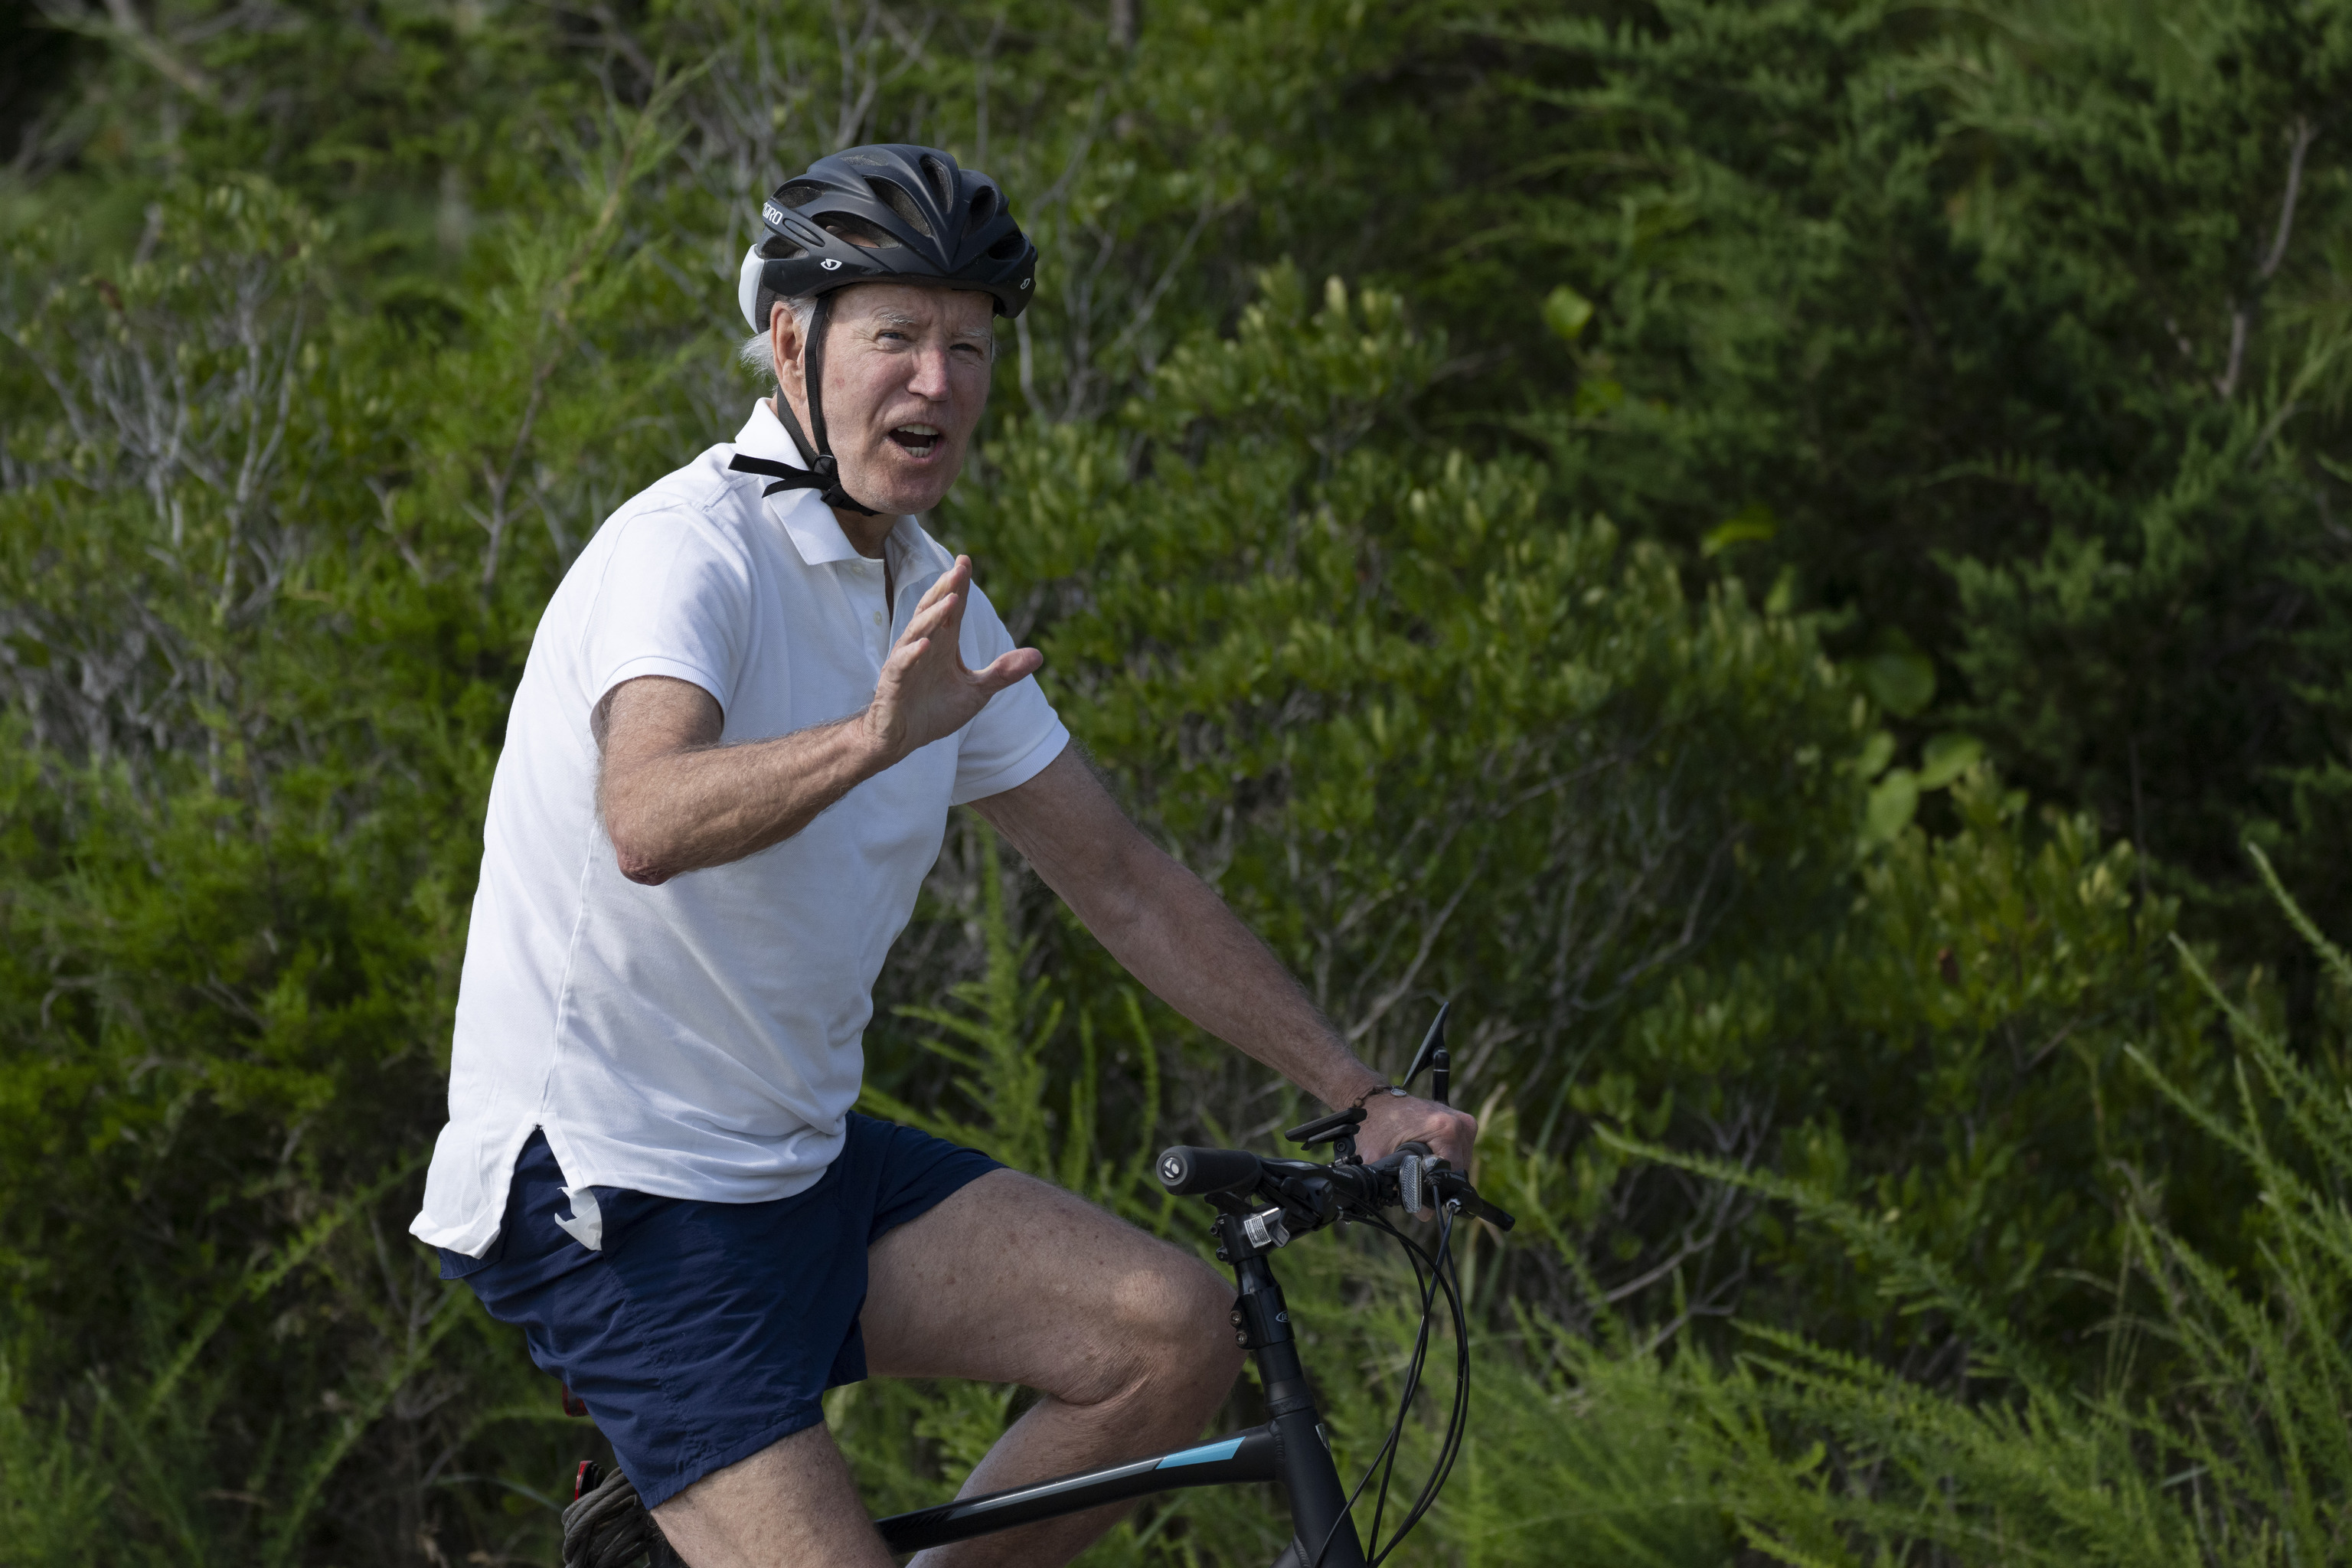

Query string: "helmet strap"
[[804, 291, 836, 456], [773, 291, 883, 518]]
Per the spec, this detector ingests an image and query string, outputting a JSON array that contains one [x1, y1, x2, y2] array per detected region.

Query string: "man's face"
[[772, 283, 995, 518]]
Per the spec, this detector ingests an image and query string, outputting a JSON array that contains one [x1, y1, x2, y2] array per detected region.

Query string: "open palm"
[[865, 555, 1043, 761]]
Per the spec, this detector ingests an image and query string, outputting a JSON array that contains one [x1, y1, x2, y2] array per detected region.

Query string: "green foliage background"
[[1, 0, 2349, 1562]]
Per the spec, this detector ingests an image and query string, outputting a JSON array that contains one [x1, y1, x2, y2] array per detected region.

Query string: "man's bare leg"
[[862, 1168, 1244, 1568], [651, 1422, 893, 1568], [645, 1170, 1238, 1568]]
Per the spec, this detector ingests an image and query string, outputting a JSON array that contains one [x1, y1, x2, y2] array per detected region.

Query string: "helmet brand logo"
[[821, 257, 843, 271], [762, 203, 785, 227], [1020, 277, 1031, 289]]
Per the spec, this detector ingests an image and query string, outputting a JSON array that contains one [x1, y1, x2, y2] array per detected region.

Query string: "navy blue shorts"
[[440, 1116, 1000, 1508]]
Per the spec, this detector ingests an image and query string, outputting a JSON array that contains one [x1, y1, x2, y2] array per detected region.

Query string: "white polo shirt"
[[410, 401, 1069, 1256]]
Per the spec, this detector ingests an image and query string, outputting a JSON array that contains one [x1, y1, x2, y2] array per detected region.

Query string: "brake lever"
[[1427, 1168, 1515, 1232]]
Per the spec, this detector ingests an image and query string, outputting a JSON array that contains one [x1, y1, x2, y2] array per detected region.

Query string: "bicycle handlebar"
[[1156, 1145, 1263, 1197], [1154, 1141, 1517, 1233]]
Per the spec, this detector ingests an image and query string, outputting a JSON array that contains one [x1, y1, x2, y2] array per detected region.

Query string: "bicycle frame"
[[870, 1207, 1366, 1568]]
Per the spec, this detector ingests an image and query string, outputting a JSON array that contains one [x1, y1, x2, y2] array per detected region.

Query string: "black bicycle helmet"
[[732, 145, 1038, 517]]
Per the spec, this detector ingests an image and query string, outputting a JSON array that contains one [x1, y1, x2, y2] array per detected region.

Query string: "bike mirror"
[[1403, 1001, 1451, 1092]]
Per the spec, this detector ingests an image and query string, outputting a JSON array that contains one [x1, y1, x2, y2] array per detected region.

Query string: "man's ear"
[[768, 305, 803, 384]]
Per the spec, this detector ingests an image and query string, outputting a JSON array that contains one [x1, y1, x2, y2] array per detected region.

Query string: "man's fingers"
[[1426, 1110, 1478, 1170], [972, 647, 1044, 691], [931, 582, 976, 658], [914, 556, 971, 612], [908, 557, 971, 621], [880, 635, 932, 681], [897, 591, 960, 648], [868, 564, 1029, 756], [1359, 1099, 1477, 1170]]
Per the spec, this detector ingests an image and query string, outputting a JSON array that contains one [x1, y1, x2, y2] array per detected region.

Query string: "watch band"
[[1348, 1083, 1409, 1110]]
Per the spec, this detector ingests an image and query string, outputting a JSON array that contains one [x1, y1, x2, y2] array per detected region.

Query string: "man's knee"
[[1089, 1245, 1243, 1404]]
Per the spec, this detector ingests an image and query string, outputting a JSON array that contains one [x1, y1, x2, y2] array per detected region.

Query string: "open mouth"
[[888, 423, 942, 459]]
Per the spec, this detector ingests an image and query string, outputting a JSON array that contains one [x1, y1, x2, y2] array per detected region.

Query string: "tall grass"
[[0, 1161, 601, 1563], [1517, 844, 2352, 1568]]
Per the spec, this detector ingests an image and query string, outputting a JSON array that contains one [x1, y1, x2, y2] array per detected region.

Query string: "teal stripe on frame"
[[1155, 1438, 1245, 1470]]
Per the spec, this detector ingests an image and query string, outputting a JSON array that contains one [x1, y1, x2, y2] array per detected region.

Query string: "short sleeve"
[[950, 582, 1070, 805], [577, 508, 753, 717]]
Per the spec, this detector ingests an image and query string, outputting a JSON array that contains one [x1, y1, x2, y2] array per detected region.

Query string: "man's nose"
[[905, 345, 953, 401]]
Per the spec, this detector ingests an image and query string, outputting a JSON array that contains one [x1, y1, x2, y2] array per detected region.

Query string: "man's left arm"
[[972, 746, 1475, 1166]]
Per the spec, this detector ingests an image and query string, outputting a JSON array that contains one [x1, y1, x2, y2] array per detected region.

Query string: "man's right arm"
[[595, 675, 882, 884], [596, 554, 1040, 885]]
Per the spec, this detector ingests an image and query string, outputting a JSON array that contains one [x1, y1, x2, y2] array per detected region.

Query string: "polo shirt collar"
[[731, 401, 948, 578]]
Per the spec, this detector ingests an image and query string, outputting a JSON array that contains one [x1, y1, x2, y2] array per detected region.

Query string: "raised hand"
[[862, 556, 1044, 763]]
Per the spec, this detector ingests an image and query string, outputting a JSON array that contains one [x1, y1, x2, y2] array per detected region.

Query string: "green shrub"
[[948, 264, 1873, 1118], [1563, 848, 2352, 1568]]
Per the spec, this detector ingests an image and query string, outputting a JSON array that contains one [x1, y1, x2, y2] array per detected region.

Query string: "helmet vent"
[[757, 235, 803, 260], [969, 187, 997, 223], [865, 178, 935, 239], [919, 155, 956, 207], [985, 228, 1024, 260], [777, 181, 826, 210], [822, 216, 898, 250]]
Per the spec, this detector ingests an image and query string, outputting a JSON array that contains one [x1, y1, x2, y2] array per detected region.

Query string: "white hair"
[[737, 294, 818, 385]]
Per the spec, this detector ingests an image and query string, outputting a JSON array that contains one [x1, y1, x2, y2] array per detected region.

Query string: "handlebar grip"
[[1156, 1145, 1264, 1197]]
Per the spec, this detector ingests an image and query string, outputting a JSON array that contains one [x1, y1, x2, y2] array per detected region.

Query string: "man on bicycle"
[[410, 144, 1473, 1568]]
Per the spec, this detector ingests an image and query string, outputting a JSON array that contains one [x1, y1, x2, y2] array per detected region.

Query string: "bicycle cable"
[[1363, 1207, 1470, 1564], [1304, 1198, 1472, 1568]]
